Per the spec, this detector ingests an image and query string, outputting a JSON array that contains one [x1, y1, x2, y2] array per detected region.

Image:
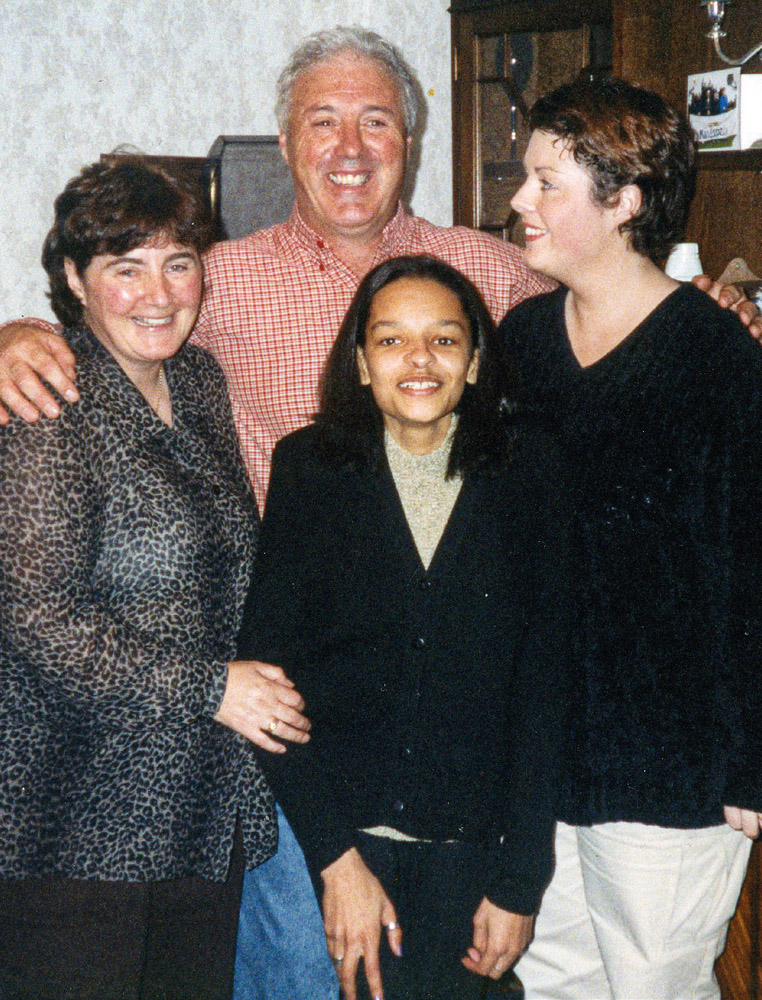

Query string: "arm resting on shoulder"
[[692, 275, 762, 340], [0, 319, 78, 424]]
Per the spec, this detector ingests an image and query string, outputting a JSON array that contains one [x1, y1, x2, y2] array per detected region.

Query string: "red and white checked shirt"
[[193, 205, 552, 508]]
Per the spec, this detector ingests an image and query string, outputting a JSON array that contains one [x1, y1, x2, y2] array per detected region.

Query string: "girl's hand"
[[321, 847, 402, 1000]]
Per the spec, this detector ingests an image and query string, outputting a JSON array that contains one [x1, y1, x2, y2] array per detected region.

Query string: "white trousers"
[[514, 820, 752, 1000]]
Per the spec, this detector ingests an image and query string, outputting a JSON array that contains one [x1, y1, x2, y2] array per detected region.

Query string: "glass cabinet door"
[[451, 1, 612, 240]]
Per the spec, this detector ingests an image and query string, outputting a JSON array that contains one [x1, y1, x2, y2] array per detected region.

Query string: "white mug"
[[665, 243, 703, 281]]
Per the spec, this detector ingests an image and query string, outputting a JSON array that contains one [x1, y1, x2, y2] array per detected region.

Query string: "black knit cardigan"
[[237, 420, 573, 915]]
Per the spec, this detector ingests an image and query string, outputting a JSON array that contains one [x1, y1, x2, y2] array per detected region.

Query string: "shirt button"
[[393, 799, 405, 813], [316, 238, 325, 249], [318, 262, 325, 271]]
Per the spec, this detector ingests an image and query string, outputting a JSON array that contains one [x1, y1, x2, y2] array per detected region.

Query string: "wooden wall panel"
[[689, 167, 762, 279], [717, 842, 760, 1000], [614, 0, 762, 278]]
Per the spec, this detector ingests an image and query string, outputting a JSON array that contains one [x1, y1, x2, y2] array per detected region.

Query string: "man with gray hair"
[[212, 28, 553, 1000], [0, 23, 756, 1000]]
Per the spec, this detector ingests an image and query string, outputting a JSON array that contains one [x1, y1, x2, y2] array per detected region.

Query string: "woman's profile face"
[[510, 129, 623, 284], [357, 276, 479, 451], [64, 240, 202, 375]]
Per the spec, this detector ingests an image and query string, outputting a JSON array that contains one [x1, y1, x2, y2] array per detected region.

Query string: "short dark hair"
[[317, 255, 516, 477], [529, 77, 697, 261], [42, 157, 214, 327]]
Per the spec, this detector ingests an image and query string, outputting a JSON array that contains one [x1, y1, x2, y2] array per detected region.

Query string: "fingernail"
[[64, 389, 79, 402], [394, 944, 403, 957]]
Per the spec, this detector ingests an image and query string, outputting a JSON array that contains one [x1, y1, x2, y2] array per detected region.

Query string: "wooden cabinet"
[[450, 0, 612, 241], [451, 0, 762, 276]]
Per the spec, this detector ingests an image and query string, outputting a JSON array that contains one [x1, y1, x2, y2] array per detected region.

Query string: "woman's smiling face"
[[357, 276, 479, 453], [64, 239, 202, 378], [510, 129, 623, 285]]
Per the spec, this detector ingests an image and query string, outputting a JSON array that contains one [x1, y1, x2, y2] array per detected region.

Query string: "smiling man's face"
[[279, 51, 411, 247]]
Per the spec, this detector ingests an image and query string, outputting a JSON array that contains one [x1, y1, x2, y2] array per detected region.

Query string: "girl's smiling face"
[[357, 276, 479, 453]]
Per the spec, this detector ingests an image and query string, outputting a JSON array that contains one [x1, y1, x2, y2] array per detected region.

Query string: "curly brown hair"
[[42, 157, 214, 326]]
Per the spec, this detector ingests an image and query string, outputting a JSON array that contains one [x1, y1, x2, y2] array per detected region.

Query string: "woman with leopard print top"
[[0, 158, 308, 1000]]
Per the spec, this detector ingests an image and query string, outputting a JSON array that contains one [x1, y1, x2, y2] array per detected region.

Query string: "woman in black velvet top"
[[237, 255, 572, 1000], [499, 77, 762, 1000], [0, 158, 309, 1000]]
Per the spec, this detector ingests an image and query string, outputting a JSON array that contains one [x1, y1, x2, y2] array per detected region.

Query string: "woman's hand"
[[0, 322, 78, 424], [214, 659, 311, 752], [461, 897, 534, 980], [724, 804, 762, 840], [321, 847, 402, 1000]]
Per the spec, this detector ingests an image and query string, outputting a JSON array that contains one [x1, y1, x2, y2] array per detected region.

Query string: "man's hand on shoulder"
[[0, 321, 78, 424], [692, 275, 762, 340]]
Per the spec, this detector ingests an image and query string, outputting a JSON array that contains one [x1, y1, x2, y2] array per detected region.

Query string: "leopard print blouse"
[[0, 324, 276, 881]]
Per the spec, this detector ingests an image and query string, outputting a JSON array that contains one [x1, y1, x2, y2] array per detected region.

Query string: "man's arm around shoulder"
[[0, 320, 78, 423]]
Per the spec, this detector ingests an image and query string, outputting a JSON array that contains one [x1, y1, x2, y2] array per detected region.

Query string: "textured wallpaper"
[[0, 0, 453, 320]]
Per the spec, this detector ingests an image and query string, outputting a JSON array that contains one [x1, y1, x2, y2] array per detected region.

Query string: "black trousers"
[[0, 831, 245, 1000], [353, 833, 503, 1000]]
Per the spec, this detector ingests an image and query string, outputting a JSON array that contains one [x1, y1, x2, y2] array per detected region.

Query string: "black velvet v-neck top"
[[499, 283, 762, 827]]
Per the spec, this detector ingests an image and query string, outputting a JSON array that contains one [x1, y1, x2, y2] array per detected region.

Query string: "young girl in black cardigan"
[[237, 255, 572, 1000]]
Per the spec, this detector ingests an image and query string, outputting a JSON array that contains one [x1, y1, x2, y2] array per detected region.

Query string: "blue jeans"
[[233, 804, 339, 1000]]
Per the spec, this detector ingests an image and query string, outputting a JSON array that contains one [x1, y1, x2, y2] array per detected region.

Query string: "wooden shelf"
[[698, 149, 762, 171]]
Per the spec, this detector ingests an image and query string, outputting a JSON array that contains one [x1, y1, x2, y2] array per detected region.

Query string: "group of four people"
[[1, 23, 761, 1000]]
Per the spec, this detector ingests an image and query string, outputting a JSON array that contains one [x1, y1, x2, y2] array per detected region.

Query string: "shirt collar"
[[286, 202, 415, 270]]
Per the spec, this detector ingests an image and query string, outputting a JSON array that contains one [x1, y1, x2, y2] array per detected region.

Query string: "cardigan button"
[[413, 636, 427, 650], [400, 746, 413, 759], [392, 799, 405, 813], [417, 576, 432, 590]]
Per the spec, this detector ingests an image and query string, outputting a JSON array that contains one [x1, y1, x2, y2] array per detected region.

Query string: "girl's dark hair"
[[317, 255, 517, 477], [42, 156, 214, 326], [529, 77, 697, 262]]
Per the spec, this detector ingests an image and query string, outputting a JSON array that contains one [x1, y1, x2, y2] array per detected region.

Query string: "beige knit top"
[[384, 418, 463, 570]]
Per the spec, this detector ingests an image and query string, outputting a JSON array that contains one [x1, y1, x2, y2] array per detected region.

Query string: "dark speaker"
[[207, 135, 295, 240]]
